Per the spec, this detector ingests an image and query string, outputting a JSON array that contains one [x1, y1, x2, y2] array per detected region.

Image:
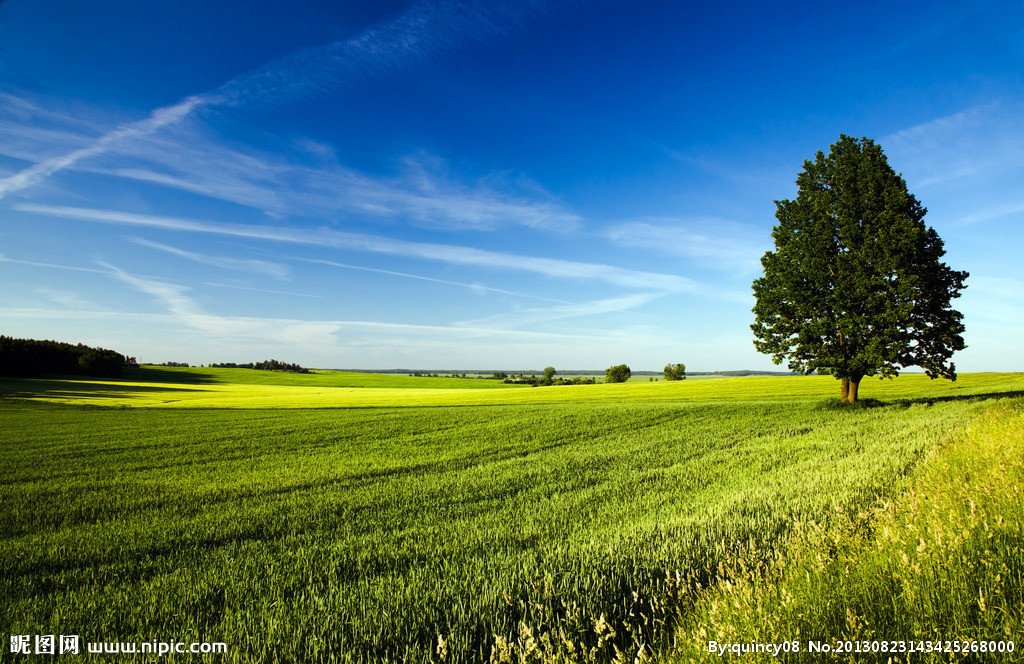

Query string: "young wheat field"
[[1, 369, 1022, 662]]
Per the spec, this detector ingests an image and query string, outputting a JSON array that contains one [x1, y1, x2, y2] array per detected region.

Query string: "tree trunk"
[[841, 375, 863, 403]]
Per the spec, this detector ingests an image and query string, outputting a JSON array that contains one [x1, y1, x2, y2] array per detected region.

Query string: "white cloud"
[[307, 258, 573, 303], [604, 217, 769, 274], [0, 95, 106, 166], [3, 94, 579, 232], [0, 0, 571, 200], [84, 262, 611, 358], [883, 101, 1024, 188], [99, 262, 341, 347], [0, 254, 111, 275], [18, 204, 708, 295], [96, 131, 579, 231], [957, 200, 1024, 225], [0, 95, 208, 199], [371, 155, 581, 231], [218, 0, 568, 107], [455, 292, 667, 328], [129, 237, 290, 279], [203, 282, 324, 299], [0, 300, 778, 370], [34, 287, 96, 309]]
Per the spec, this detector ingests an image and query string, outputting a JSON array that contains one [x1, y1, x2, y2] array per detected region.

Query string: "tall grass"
[[668, 399, 1024, 662]]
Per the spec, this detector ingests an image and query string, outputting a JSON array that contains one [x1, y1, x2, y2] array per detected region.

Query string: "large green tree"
[[751, 135, 968, 403]]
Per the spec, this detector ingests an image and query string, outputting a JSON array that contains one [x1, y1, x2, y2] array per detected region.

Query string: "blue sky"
[[1, 0, 1022, 372]]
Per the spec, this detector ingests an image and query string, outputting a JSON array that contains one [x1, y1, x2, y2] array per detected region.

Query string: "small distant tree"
[[605, 364, 631, 383], [543, 366, 557, 382], [663, 362, 686, 381]]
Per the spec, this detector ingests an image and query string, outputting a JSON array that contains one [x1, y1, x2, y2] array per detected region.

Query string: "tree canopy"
[[605, 364, 631, 383], [663, 363, 686, 381], [0, 336, 128, 378], [751, 135, 968, 402]]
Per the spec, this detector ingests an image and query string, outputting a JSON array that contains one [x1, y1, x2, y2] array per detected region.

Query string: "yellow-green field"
[[3, 367, 1022, 409], [2, 368, 1022, 662]]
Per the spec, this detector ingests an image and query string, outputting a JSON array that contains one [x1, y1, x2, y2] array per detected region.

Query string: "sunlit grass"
[[2, 368, 1022, 409], [666, 399, 1024, 662], [126, 366, 532, 389], [1, 369, 1022, 662]]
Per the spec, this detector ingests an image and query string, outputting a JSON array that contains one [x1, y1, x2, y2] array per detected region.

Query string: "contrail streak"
[[0, 95, 208, 199], [0, 0, 565, 200]]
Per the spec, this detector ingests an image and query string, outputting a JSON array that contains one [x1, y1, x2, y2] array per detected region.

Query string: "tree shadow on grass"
[[122, 366, 218, 384], [818, 391, 1024, 410], [889, 390, 1024, 407], [0, 377, 203, 402], [0, 366, 220, 400]]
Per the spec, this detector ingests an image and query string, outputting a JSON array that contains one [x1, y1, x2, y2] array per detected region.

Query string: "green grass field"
[[3, 367, 1021, 409], [2, 369, 1022, 662]]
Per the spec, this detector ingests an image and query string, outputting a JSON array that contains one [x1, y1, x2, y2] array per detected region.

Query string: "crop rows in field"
[[1, 379, 1007, 662]]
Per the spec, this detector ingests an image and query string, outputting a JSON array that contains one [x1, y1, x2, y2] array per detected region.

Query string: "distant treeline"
[[359, 368, 796, 377], [689, 370, 795, 377], [409, 370, 595, 386], [399, 369, 609, 377], [496, 372, 597, 386], [0, 336, 135, 378], [209, 359, 311, 374]]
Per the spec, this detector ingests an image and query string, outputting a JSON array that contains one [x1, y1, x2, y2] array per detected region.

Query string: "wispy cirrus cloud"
[[0, 95, 208, 199], [0, 254, 111, 275], [883, 101, 1024, 188], [95, 261, 604, 352], [34, 287, 96, 309], [17, 204, 706, 294], [96, 134, 580, 230], [957, 201, 1024, 225], [306, 258, 573, 303], [604, 217, 769, 274], [129, 237, 290, 279], [356, 155, 581, 231], [1, 94, 579, 232], [203, 282, 324, 299], [99, 261, 340, 346], [0, 0, 571, 201], [455, 292, 667, 328], [0, 93, 110, 164], [218, 0, 570, 106]]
